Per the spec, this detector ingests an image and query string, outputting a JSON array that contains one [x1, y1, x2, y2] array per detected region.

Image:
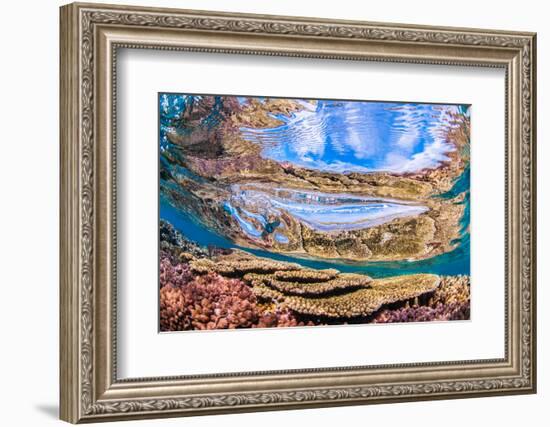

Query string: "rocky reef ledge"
[[159, 220, 470, 331]]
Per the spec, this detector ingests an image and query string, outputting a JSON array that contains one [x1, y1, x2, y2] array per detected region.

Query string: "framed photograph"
[[60, 2, 537, 423]]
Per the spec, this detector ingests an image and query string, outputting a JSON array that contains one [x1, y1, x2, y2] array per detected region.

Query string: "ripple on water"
[[239, 100, 466, 174], [224, 186, 428, 241]]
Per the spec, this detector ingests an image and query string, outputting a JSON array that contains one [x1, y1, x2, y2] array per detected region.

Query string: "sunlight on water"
[[158, 94, 470, 277], [240, 100, 465, 173]]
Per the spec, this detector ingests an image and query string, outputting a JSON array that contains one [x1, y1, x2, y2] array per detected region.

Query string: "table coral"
[[189, 257, 302, 276], [252, 274, 441, 318], [245, 272, 372, 296]]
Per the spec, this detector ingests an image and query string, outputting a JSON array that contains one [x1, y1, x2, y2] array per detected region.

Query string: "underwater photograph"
[[159, 93, 471, 332]]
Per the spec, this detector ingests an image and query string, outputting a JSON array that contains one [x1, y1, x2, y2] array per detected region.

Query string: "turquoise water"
[[159, 94, 470, 278], [160, 166, 470, 279]]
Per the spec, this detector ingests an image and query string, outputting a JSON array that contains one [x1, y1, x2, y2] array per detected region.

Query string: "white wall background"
[[0, 0, 545, 425]]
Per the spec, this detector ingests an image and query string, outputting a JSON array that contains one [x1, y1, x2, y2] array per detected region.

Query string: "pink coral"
[[160, 272, 260, 331], [159, 266, 308, 331], [254, 308, 313, 328]]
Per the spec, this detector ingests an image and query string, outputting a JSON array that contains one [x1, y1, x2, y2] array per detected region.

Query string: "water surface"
[[159, 94, 470, 278], [224, 186, 428, 237], [240, 100, 465, 174]]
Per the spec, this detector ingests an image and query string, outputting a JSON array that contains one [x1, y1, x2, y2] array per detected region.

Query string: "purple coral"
[[371, 301, 469, 323], [159, 251, 193, 289]]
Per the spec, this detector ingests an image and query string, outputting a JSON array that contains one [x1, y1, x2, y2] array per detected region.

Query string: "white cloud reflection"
[[240, 100, 465, 174]]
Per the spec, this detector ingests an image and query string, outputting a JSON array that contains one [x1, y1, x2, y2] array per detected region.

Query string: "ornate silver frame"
[[60, 2, 537, 423]]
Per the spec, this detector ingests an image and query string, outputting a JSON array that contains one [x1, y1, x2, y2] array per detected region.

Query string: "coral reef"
[[159, 250, 318, 330], [273, 269, 339, 282], [371, 275, 470, 323], [431, 275, 471, 306], [159, 219, 208, 259], [162, 96, 470, 263], [245, 272, 372, 296], [299, 215, 438, 261], [159, 270, 319, 330], [191, 252, 374, 296], [158, 93, 472, 330], [160, 272, 260, 331], [158, 93, 471, 330], [370, 302, 469, 323], [159, 251, 193, 289], [252, 274, 440, 318], [158, 219, 470, 331], [189, 255, 302, 276]]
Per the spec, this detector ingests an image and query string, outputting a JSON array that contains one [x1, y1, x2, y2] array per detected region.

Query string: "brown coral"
[[189, 256, 302, 276], [430, 275, 470, 306], [160, 272, 261, 331], [253, 274, 440, 318], [272, 269, 339, 282], [245, 272, 372, 296], [371, 275, 470, 323], [191, 253, 373, 296]]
